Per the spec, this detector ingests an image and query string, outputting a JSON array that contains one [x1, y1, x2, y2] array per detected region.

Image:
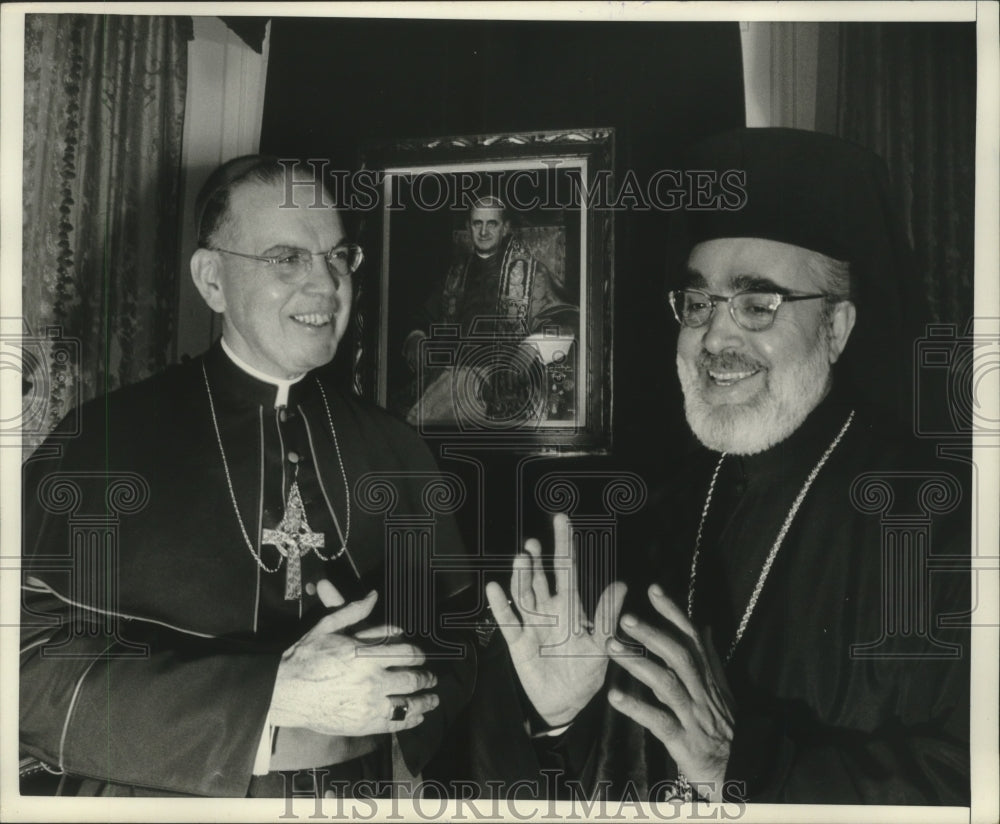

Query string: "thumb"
[[594, 581, 627, 643], [315, 590, 378, 634]]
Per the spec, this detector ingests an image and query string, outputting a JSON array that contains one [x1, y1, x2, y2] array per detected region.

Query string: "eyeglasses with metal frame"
[[206, 243, 365, 284], [668, 288, 831, 332]]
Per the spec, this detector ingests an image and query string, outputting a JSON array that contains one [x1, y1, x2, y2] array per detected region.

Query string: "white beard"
[[677, 331, 833, 456]]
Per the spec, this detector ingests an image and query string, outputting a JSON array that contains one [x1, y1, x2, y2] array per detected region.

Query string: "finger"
[[645, 591, 731, 723], [522, 538, 550, 604], [311, 590, 378, 635], [593, 581, 627, 644], [382, 667, 438, 696], [316, 579, 346, 609], [387, 691, 440, 721], [509, 552, 537, 616], [364, 641, 427, 669], [608, 638, 695, 727], [608, 688, 681, 752], [551, 513, 572, 559], [354, 624, 404, 642], [648, 585, 704, 653], [486, 580, 524, 646], [619, 614, 711, 709]]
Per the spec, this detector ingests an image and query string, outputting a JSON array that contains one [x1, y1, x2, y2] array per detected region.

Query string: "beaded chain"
[[686, 410, 855, 664], [202, 363, 351, 573], [315, 378, 351, 549]]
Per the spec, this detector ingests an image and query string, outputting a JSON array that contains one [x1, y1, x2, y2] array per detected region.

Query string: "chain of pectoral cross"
[[204, 367, 352, 599], [262, 467, 345, 600]]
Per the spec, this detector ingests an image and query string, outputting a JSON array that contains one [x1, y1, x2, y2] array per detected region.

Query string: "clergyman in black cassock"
[[479, 128, 970, 805], [20, 155, 475, 797]]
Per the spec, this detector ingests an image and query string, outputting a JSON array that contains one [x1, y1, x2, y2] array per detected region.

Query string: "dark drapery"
[[22, 14, 190, 452], [836, 23, 976, 326]]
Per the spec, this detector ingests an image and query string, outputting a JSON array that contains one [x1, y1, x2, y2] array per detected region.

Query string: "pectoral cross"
[[262, 480, 326, 600]]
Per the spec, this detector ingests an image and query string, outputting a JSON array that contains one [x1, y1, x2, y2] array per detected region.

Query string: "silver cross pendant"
[[262, 479, 326, 599]]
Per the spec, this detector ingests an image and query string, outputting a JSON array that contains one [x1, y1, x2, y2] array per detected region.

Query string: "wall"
[[175, 16, 270, 361], [740, 21, 839, 132]]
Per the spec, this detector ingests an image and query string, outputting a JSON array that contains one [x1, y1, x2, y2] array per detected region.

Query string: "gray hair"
[[806, 249, 852, 303], [805, 250, 853, 343], [196, 156, 331, 248]]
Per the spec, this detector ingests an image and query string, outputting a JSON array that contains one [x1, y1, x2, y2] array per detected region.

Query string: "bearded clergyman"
[[479, 128, 970, 805]]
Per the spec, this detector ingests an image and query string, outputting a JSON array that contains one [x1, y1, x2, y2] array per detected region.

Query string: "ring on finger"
[[390, 699, 409, 722]]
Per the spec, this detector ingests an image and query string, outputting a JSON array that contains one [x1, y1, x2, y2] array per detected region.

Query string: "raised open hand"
[[486, 513, 627, 727], [607, 583, 734, 800]]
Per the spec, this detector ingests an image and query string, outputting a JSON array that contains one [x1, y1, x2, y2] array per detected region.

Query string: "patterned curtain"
[[836, 23, 976, 326], [22, 14, 191, 450]]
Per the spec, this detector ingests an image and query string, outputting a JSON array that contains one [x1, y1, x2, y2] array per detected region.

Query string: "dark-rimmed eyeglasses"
[[668, 288, 830, 332], [207, 243, 364, 284]]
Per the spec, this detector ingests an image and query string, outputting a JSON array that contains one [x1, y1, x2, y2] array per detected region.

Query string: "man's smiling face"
[[675, 237, 854, 455], [210, 179, 353, 379]]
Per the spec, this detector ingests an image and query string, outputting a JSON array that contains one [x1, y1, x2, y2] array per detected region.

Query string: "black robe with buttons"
[[20, 342, 475, 796]]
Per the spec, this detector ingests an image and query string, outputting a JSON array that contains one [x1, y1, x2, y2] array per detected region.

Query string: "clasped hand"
[[270, 584, 438, 736]]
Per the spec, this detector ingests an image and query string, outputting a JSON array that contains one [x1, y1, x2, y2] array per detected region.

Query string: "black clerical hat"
[[670, 128, 915, 294], [668, 127, 930, 424]]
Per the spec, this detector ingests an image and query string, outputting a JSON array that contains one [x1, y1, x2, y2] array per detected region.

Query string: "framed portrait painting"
[[355, 127, 614, 452]]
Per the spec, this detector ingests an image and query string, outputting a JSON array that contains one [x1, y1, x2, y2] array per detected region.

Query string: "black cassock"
[[20, 342, 474, 796], [471, 390, 970, 805]]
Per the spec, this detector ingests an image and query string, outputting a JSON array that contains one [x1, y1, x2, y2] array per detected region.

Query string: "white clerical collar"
[[220, 337, 305, 408]]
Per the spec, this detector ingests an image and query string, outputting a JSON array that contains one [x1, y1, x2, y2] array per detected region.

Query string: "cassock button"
[[278, 408, 288, 423], [287, 451, 300, 464], [305, 582, 317, 596]]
